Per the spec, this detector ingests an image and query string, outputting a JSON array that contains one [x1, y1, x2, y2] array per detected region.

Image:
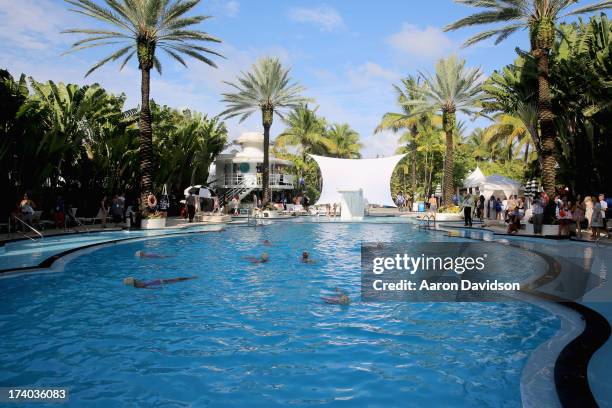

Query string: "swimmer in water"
[[263, 239, 272, 246], [322, 288, 350, 305], [123, 276, 197, 289], [301, 251, 315, 264], [134, 250, 172, 259], [243, 252, 269, 264]]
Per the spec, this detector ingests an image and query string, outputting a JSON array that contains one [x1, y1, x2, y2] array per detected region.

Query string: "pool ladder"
[[246, 210, 263, 227], [9, 215, 44, 241], [418, 214, 436, 230]]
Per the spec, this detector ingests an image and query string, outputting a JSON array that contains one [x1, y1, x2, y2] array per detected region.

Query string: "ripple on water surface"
[[0, 222, 559, 407]]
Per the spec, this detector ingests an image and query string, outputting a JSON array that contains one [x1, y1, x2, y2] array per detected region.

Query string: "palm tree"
[[445, 0, 612, 196], [483, 104, 538, 163], [275, 104, 329, 163], [466, 128, 492, 162], [326, 123, 362, 159], [376, 76, 432, 194], [402, 55, 484, 205], [63, 0, 223, 211], [221, 57, 307, 204]]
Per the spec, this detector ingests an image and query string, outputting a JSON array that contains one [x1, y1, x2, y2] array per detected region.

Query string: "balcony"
[[221, 173, 294, 189]]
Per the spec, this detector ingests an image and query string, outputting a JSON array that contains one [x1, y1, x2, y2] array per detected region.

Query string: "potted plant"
[[141, 211, 167, 229]]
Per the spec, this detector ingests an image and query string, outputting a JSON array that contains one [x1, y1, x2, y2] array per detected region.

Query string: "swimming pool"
[[0, 222, 560, 407]]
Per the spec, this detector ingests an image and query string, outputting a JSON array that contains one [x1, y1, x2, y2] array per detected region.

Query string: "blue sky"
[[0, 0, 602, 157]]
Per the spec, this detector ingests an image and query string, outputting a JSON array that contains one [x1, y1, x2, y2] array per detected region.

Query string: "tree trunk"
[[535, 50, 557, 197], [423, 152, 429, 196], [410, 125, 417, 194], [139, 67, 153, 212], [262, 123, 271, 205], [524, 142, 530, 163], [442, 110, 455, 206]]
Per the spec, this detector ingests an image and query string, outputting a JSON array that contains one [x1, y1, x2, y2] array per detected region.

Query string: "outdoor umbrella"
[[183, 185, 212, 197]]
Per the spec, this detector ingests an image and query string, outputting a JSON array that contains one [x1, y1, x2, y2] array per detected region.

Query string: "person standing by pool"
[[462, 194, 474, 227], [186, 192, 196, 222], [573, 194, 586, 238], [599, 194, 608, 230], [591, 199, 604, 239], [532, 193, 545, 235], [476, 195, 485, 221], [230, 195, 240, 215], [99, 195, 109, 228], [396, 192, 405, 212], [19, 193, 35, 226], [428, 195, 438, 213], [557, 199, 572, 237], [487, 195, 497, 220], [495, 197, 502, 220], [585, 196, 594, 229]]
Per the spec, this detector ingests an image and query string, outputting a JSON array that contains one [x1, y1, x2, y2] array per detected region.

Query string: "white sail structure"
[[309, 154, 406, 207]]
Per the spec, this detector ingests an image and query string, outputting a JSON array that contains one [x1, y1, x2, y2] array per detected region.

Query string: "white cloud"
[[348, 62, 400, 87], [363, 130, 401, 158], [288, 5, 345, 32], [0, 0, 77, 50], [206, 0, 240, 17], [388, 24, 454, 60], [225, 1, 240, 17]]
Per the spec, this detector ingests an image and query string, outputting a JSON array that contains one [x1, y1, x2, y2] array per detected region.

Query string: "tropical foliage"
[[221, 57, 307, 204], [0, 71, 227, 218], [63, 0, 223, 212], [397, 55, 484, 204], [445, 0, 612, 196]]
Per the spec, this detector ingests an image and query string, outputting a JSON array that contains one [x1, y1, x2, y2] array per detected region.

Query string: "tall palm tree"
[[63, 0, 223, 211], [483, 103, 538, 163], [402, 55, 484, 205], [326, 123, 362, 159], [275, 104, 329, 163], [466, 128, 492, 162], [445, 0, 612, 196], [221, 57, 307, 204], [375, 76, 434, 194]]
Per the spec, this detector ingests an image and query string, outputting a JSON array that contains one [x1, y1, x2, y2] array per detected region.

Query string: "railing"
[[9, 215, 44, 241], [418, 214, 436, 230], [246, 209, 263, 227], [222, 173, 294, 188]]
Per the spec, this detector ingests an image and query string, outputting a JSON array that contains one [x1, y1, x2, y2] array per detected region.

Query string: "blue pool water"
[[0, 222, 559, 407]]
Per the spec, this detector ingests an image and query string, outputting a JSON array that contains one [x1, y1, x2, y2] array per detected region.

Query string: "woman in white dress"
[[584, 196, 594, 229], [487, 195, 497, 220]]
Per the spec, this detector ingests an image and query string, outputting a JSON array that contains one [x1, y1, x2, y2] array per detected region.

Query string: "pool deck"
[[0, 216, 233, 245]]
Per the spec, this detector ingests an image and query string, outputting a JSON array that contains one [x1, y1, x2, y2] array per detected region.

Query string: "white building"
[[209, 132, 295, 202]]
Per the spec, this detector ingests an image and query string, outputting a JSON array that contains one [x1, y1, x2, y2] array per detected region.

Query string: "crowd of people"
[[460, 191, 609, 239]]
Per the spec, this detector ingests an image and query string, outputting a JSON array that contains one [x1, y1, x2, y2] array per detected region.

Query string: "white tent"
[[462, 167, 523, 199], [310, 154, 406, 207], [463, 167, 486, 188]]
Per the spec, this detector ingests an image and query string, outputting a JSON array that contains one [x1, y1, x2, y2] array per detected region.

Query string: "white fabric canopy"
[[463, 167, 486, 188], [310, 154, 406, 207], [463, 168, 522, 199]]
